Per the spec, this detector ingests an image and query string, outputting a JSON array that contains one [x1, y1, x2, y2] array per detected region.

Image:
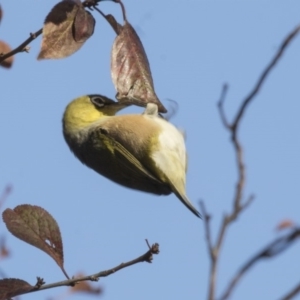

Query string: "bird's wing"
[[92, 127, 171, 195]]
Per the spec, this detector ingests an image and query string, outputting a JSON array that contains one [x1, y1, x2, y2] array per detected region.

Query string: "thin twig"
[[219, 228, 300, 300], [0, 29, 42, 63], [217, 84, 230, 129], [18, 241, 159, 297], [200, 202, 213, 257], [93, 6, 120, 35], [231, 25, 300, 132], [278, 281, 300, 300], [0, 185, 12, 209], [200, 202, 217, 300]]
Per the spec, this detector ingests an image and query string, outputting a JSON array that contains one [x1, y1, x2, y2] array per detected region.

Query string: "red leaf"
[[0, 278, 33, 300], [2, 205, 69, 278], [111, 21, 167, 113], [38, 0, 95, 59]]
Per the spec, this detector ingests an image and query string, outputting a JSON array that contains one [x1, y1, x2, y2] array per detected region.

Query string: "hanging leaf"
[[2, 205, 69, 278], [111, 21, 167, 113], [73, 6, 95, 42], [0, 278, 33, 300], [0, 40, 13, 68], [38, 0, 95, 59]]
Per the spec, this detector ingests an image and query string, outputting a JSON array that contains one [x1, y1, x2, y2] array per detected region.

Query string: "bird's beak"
[[111, 102, 131, 114]]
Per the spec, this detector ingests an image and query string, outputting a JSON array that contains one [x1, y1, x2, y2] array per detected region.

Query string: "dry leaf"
[[111, 21, 167, 113], [2, 205, 69, 278], [0, 278, 33, 300], [276, 219, 295, 231], [73, 6, 95, 42], [0, 40, 13, 68], [38, 0, 95, 59]]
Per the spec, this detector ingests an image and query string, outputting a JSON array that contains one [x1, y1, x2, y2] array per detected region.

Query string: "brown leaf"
[[71, 273, 102, 295], [73, 7, 95, 42], [38, 0, 95, 59], [111, 21, 167, 113], [2, 205, 68, 278], [0, 40, 13, 68], [104, 14, 122, 35], [0, 278, 33, 300], [276, 219, 296, 231]]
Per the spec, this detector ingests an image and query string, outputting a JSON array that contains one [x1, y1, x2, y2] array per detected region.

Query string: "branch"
[[231, 25, 300, 132], [278, 281, 300, 300], [202, 24, 300, 300], [0, 29, 42, 63], [0, 185, 12, 209], [217, 84, 230, 129], [219, 228, 300, 300], [19, 240, 159, 297]]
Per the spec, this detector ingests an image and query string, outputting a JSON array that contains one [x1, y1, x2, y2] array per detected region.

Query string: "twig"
[[93, 6, 121, 35], [219, 228, 300, 300], [113, 0, 127, 22], [0, 29, 42, 63], [217, 84, 230, 129], [231, 25, 300, 133], [202, 24, 300, 300], [18, 241, 159, 297], [0, 185, 12, 209], [278, 281, 300, 300], [200, 202, 213, 257]]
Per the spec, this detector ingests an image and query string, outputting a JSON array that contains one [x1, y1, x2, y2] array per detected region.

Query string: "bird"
[[62, 94, 201, 218]]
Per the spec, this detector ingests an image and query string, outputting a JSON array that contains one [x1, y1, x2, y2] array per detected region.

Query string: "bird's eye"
[[91, 96, 105, 107]]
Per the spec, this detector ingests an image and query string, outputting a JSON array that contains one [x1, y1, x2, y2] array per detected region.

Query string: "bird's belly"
[[77, 141, 171, 196]]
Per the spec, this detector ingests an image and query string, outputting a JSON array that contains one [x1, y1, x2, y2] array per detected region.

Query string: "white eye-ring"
[[91, 96, 105, 107]]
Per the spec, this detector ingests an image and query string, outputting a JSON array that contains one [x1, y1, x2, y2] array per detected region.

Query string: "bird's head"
[[63, 94, 127, 134]]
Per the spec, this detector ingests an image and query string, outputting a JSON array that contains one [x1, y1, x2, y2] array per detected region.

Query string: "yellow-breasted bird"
[[62, 94, 201, 218]]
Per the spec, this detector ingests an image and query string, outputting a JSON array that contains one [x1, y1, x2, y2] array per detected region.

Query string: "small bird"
[[62, 94, 201, 218]]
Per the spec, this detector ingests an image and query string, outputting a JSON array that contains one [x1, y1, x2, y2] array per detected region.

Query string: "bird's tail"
[[174, 190, 202, 219]]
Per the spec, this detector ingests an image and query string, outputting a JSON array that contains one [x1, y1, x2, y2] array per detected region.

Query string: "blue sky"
[[1, 1, 300, 299]]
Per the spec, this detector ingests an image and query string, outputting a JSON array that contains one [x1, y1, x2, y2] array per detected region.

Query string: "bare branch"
[[0, 185, 12, 209], [203, 24, 300, 300], [0, 29, 42, 63], [278, 281, 300, 300], [231, 25, 300, 132], [13, 241, 159, 297], [200, 202, 213, 258], [219, 228, 300, 300], [217, 84, 230, 129]]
